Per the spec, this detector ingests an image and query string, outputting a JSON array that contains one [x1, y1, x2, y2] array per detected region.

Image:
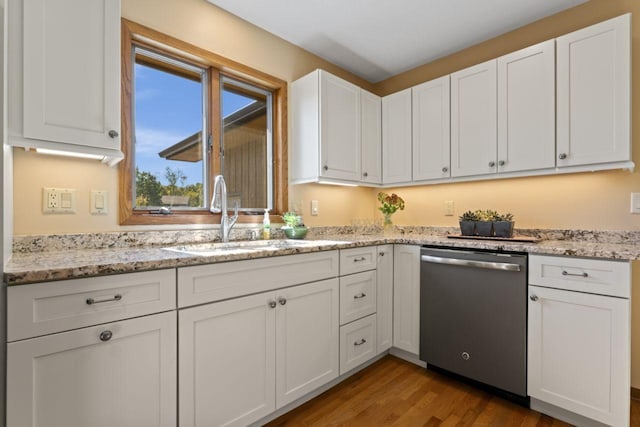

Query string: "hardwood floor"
[[267, 355, 640, 426]]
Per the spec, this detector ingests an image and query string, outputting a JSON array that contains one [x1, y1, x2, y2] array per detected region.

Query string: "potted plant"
[[475, 209, 497, 237], [281, 212, 308, 239], [377, 192, 405, 235], [493, 212, 515, 238], [458, 210, 478, 236]]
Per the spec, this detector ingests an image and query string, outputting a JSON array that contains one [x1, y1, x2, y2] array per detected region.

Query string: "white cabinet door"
[[179, 292, 276, 427], [361, 89, 382, 184], [556, 14, 631, 167], [382, 88, 412, 184], [7, 312, 177, 427], [22, 0, 121, 150], [497, 41, 555, 173], [376, 244, 394, 353], [451, 60, 497, 177], [528, 285, 629, 427], [412, 76, 450, 180], [320, 71, 361, 181], [392, 245, 420, 355], [276, 279, 339, 408]]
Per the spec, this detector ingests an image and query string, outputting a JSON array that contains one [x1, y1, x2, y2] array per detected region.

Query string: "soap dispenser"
[[262, 209, 271, 240]]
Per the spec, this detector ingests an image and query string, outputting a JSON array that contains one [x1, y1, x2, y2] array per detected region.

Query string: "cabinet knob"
[[363, 172, 368, 177], [498, 160, 505, 166], [323, 165, 328, 171], [379, 251, 385, 257], [530, 294, 539, 302], [278, 297, 287, 306], [488, 161, 496, 168], [99, 330, 113, 342], [442, 166, 448, 173], [108, 130, 119, 139], [268, 300, 277, 309], [559, 153, 567, 160]]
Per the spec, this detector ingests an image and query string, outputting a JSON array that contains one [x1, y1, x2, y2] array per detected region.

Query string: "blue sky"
[[134, 63, 253, 186]]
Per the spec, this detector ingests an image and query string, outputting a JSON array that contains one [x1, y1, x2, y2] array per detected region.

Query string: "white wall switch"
[[311, 199, 319, 216], [91, 190, 108, 215], [630, 193, 640, 214], [43, 188, 76, 214], [444, 200, 455, 216]]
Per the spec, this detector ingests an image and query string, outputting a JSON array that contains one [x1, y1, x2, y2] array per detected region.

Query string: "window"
[[119, 19, 287, 225]]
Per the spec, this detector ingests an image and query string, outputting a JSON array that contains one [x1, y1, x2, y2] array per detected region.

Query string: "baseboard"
[[632, 387, 640, 401], [388, 347, 426, 368], [530, 398, 609, 427]]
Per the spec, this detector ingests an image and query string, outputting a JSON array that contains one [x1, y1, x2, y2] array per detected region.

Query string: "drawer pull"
[[353, 257, 367, 262], [86, 294, 123, 305], [99, 330, 113, 342], [561, 270, 588, 278], [353, 293, 367, 299], [354, 338, 367, 346]]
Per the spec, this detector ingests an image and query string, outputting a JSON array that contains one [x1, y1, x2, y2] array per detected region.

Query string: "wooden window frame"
[[119, 19, 288, 225]]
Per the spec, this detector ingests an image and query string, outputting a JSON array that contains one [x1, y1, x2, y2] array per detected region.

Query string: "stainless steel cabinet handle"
[[353, 257, 366, 262], [86, 294, 122, 305], [562, 270, 588, 278], [99, 331, 113, 342], [530, 295, 539, 302], [421, 255, 521, 272], [108, 130, 119, 138], [353, 293, 366, 299], [278, 297, 287, 306], [354, 338, 367, 346], [268, 300, 277, 309], [498, 160, 505, 166], [559, 153, 567, 160], [488, 161, 496, 167], [442, 166, 448, 173]]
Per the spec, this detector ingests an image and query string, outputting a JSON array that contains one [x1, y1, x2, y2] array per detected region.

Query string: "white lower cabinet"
[[392, 245, 420, 355], [340, 314, 377, 375], [376, 245, 394, 353], [7, 311, 177, 427], [179, 278, 339, 427], [527, 254, 631, 427]]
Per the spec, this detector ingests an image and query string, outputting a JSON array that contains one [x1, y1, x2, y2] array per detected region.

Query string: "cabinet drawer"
[[340, 271, 376, 325], [340, 246, 377, 275], [529, 255, 630, 298], [340, 314, 377, 375], [178, 251, 339, 307], [8, 269, 176, 342]]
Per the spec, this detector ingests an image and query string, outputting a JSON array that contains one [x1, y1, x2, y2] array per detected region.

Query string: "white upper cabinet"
[[291, 69, 381, 185], [450, 60, 497, 178], [556, 14, 631, 167], [412, 76, 451, 181], [382, 88, 412, 184], [361, 89, 382, 184], [9, 0, 123, 162], [497, 40, 556, 173]]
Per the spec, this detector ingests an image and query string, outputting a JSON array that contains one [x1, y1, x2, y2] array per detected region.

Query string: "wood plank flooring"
[[266, 355, 640, 426]]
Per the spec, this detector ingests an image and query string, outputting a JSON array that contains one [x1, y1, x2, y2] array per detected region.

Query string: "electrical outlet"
[[631, 193, 640, 214], [43, 188, 76, 214], [444, 200, 454, 216]]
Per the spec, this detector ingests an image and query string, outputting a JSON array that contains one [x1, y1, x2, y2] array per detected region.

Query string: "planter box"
[[459, 221, 475, 236], [493, 221, 514, 238], [475, 221, 493, 237]]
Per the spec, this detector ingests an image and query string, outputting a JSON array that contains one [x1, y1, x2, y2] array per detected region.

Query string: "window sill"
[[120, 212, 282, 226]]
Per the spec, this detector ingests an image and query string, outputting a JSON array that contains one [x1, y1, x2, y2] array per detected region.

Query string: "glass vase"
[[383, 213, 394, 236]]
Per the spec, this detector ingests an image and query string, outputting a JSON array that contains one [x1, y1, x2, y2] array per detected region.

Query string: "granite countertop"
[[4, 227, 640, 286]]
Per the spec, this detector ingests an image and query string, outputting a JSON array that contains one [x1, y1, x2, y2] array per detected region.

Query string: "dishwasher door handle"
[[420, 255, 521, 272]]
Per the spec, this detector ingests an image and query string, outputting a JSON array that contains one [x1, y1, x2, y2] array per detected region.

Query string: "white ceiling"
[[206, 0, 588, 83]]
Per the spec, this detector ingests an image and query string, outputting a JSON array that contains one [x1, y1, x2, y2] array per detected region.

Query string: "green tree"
[[164, 167, 187, 196], [135, 168, 163, 206]]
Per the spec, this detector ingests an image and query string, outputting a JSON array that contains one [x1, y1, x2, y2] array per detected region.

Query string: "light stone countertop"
[[4, 228, 640, 286]]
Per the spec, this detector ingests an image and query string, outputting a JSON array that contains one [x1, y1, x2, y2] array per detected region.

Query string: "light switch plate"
[[444, 200, 454, 216], [311, 200, 319, 216], [630, 193, 640, 214], [91, 190, 108, 215]]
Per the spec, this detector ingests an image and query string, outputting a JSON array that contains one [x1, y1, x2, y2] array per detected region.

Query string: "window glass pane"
[[221, 78, 272, 211], [133, 49, 206, 209]]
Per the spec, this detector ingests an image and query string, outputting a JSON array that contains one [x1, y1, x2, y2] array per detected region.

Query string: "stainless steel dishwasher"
[[419, 246, 528, 399]]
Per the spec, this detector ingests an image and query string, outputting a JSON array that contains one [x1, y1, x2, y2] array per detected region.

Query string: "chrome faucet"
[[210, 175, 239, 243]]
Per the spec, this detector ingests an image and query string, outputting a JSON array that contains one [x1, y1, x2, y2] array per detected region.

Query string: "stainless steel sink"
[[162, 239, 347, 257]]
